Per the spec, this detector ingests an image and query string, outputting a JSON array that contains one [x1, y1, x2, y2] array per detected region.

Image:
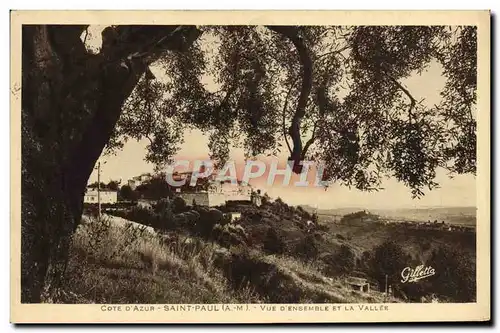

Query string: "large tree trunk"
[[21, 24, 200, 302], [20, 25, 139, 302], [22, 25, 80, 303]]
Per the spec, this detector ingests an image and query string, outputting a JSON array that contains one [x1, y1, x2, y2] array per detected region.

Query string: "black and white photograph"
[[11, 10, 490, 323]]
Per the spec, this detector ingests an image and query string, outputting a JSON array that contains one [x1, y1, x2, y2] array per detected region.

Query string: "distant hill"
[[300, 206, 365, 217], [371, 207, 476, 226], [299, 205, 476, 226]]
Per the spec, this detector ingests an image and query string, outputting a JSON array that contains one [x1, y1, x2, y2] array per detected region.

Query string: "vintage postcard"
[[10, 10, 490, 323]]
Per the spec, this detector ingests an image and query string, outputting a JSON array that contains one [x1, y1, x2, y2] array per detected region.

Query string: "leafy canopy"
[[100, 25, 477, 197]]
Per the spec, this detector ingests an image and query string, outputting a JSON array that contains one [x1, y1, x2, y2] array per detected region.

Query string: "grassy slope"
[[59, 202, 475, 304], [59, 214, 398, 304], [62, 215, 259, 304]]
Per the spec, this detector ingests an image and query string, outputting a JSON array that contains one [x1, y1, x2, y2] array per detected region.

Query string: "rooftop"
[[346, 277, 369, 286]]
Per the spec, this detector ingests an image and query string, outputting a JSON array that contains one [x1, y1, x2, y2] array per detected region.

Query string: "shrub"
[[316, 223, 328, 232], [192, 208, 224, 238], [295, 206, 312, 220], [210, 223, 249, 248], [221, 213, 233, 226], [428, 246, 476, 302], [331, 244, 355, 275], [208, 208, 225, 225], [369, 240, 411, 289], [184, 210, 201, 224], [263, 227, 286, 255], [154, 198, 171, 214], [292, 234, 320, 260], [261, 193, 272, 206], [126, 206, 159, 228], [358, 250, 372, 272], [114, 204, 179, 232], [230, 224, 248, 239], [421, 239, 432, 252], [172, 196, 187, 214], [222, 249, 302, 303]]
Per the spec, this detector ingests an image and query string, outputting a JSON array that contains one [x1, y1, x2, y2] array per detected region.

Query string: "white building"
[[84, 190, 118, 204], [228, 212, 242, 222], [137, 199, 154, 210], [127, 173, 152, 190], [127, 179, 137, 190], [209, 181, 252, 201], [176, 180, 255, 208]]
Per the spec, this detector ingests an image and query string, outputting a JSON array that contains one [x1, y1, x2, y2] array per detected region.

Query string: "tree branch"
[[266, 26, 313, 169], [146, 134, 154, 146], [354, 46, 418, 125], [316, 45, 350, 61], [63, 25, 202, 208], [47, 25, 89, 61], [302, 122, 317, 157], [300, 81, 333, 159], [383, 70, 417, 123], [281, 79, 297, 154], [214, 78, 238, 118]]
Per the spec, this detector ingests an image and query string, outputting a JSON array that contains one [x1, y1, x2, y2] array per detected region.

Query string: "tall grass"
[[62, 215, 260, 304]]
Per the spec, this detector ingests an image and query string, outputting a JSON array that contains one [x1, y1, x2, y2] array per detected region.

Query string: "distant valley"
[[302, 206, 476, 226]]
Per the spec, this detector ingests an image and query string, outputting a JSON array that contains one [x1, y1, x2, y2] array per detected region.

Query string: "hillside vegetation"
[[59, 215, 397, 304], [58, 198, 475, 304]]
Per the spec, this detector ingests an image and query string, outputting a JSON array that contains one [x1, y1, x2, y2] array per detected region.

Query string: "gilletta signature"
[[401, 265, 436, 283]]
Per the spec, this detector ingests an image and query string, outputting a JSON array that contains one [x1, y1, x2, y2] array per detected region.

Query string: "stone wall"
[[179, 192, 210, 206], [208, 192, 226, 206], [178, 192, 228, 207]]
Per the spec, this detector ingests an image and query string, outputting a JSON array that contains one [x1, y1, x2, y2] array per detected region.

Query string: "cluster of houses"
[[84, 170, 262, 208], [382, 219, 475, 233], [83, 172, 155, 205], [177, 171, 261, 207], [83, 188, 118, 205], [127, 173, 152, 190]]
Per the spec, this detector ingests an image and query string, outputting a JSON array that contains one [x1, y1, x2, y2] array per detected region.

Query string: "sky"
[[85, 27, 476, 210]]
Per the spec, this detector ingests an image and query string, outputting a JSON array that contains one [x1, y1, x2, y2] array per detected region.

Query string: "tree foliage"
[[118, 184, 137, 201], [370, 240, 411, 287], [106, 180, 120, 191], [103, 25, 477, 197], [428, 246, 476, 302], [135, 175, 173, 200], [334, 244, 356, 274]]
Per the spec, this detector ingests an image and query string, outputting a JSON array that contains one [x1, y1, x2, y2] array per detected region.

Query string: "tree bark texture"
[[21, 24, 200, 302]]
